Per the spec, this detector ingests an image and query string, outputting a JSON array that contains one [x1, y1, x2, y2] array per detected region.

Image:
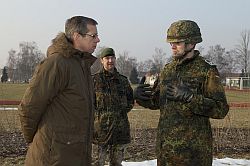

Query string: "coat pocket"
[[93, 115, 114, 145], [50, 129, 87, 165]]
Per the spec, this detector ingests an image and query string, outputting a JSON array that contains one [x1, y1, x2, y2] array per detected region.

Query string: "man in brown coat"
[[19, 16, 100, 166]]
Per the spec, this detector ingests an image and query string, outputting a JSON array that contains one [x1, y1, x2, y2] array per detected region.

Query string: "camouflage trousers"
[[93, 144, 126, 166]]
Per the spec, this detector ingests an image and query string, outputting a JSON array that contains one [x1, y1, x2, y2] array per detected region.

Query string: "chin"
[[173, 54, 183, 59], [89, 50, 94, 53]]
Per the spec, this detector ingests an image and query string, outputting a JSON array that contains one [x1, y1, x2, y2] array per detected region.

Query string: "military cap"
[[100, 48, 115, 58]]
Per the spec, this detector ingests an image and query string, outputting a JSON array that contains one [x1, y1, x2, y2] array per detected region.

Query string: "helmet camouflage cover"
[[167, 20, 202, 44]]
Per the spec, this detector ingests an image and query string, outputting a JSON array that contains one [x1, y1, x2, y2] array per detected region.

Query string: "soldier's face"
[[101, 56, 116, 72], [170, 42, 186, 58], [170, 42, 195, 58]]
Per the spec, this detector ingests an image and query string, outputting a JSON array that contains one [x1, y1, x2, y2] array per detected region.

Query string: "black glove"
[[134, 76, 153, 100], [134, 84, 153, 100], [165, 83, 193, 102], [203, 98, 216, 110]]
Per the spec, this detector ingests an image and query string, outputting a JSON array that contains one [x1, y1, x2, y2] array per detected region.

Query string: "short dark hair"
[[65, 16, 98, 42]]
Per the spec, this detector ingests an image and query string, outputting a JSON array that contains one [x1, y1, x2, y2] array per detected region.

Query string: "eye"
[[85, 33, 98, 39]]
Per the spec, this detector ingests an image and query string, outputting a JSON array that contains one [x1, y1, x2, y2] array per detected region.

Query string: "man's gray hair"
[[65, 16, 98, 42]]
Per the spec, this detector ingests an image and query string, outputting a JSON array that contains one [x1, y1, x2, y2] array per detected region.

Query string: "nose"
[[108, 58, 113, 62], [171, 43, 177, 49], [95, 36, 100, 43]]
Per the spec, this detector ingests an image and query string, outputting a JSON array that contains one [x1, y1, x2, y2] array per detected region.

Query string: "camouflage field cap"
[[100, 48, 115, 58], [167, 20, 202, 44]]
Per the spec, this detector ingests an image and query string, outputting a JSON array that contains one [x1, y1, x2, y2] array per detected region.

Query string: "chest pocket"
[[181, 77, 205, 95], [95, 78, 128, 111], [109, 81, 128, 109], [116, 88, 128, 108]]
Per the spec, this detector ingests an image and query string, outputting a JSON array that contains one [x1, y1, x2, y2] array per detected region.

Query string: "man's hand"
[[165, 83, 193, 102], [134, 84, 153, 100], [134, 76, 153, 100]]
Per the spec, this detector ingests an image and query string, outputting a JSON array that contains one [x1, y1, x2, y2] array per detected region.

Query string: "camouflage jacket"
[[140, 50, 229, 165], [92, 68, 134, 145]]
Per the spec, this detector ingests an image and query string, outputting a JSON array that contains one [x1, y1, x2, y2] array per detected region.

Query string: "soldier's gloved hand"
[[134, 76, 153, 101], [203, 98, 216, 110], [165, 83, 193, 102], [134, 84, 153, 100]]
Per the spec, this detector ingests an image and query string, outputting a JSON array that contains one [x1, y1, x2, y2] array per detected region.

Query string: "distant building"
[[225, 72, 250, 90]]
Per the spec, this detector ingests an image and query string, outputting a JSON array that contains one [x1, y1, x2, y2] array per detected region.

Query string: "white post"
[[240, 77, 243, 90], [229, 78, 231, 89]]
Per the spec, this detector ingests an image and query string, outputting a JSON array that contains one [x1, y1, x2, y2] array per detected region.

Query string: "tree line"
[[1, 30, 250, 83]]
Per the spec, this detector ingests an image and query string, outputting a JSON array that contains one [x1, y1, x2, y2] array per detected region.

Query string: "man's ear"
[[72, 32, 81, 42], [187, 43, 195, 50], [191, 43, 196, 49]]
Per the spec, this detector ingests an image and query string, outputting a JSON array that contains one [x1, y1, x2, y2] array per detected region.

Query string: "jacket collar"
[[100, 67, 119, 78]]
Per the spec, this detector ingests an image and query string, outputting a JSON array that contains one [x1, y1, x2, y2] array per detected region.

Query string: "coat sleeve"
[[18, 56, 66, 143], [186, 67, 229, 119], [125, 79, 134, 112]]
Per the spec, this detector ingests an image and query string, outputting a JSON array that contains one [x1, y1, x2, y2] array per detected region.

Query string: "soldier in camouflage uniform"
[[134, 20, 229, 166], [92, 48, 134, 166]]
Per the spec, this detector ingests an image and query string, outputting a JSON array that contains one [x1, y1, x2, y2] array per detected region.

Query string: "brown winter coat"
[[19, 33, 96, 166]]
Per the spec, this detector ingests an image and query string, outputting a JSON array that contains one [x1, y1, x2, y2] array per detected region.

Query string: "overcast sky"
[[0, 0, 250, 68]]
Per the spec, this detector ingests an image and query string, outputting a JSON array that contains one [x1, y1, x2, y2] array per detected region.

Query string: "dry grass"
[[128, 107, 160, 129], [0, 110, 21, 133], [1, 83, 249, 102], [1, 107, 249, 133], [0, 156, 25, 166], [128, 107, 250, 129], [225, 90, 250, 102], [0, 83, 249, 164], [210, 109, 250, 129], [0, 83, 28, 101]]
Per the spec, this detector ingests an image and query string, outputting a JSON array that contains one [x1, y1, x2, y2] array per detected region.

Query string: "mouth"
[[172, 50, 177, 54]]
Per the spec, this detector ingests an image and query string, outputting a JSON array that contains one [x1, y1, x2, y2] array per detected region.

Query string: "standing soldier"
[[134, 20, 229, 166], [93, 48, 134, 166]]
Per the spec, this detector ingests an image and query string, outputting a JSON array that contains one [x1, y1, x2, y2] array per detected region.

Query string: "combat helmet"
[[167, 20, 202, 44]]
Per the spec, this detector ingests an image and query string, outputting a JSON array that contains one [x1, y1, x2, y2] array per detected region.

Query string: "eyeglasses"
[[80, 33, 99, 39]]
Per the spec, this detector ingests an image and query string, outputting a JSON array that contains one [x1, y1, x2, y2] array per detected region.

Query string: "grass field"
[[0, 83, 249, 129], [0, 83, 249, 130], [0, 83, 249, 165], [226, 90, 250, 102], [1, 83, 250, 101], [0, 107, 249, 134], [0, 83, 28, 101]]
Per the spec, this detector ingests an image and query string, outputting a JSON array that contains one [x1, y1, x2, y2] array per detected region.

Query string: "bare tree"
[[203, 45, 231, 74], [225, 49, 241, 73], [6, 42, 44, 82], [116, 51, 137, 77], [152, 48, 167, 72], [236, 30, 250, 75], [137, 59, 154, 76], [7, 49, 17, 81]]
